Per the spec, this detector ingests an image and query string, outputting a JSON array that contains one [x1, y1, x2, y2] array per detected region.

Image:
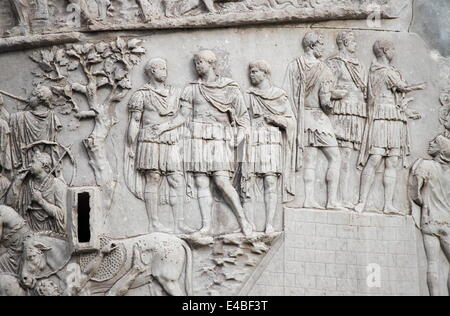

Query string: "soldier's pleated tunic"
[[128, 84, 183, 173], [327, 55, 367, 149], [181, 78, 250, 174]]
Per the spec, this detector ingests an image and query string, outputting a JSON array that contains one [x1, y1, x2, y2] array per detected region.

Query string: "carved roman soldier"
[[245, 60, 296, 234], [125, 58, 191, 234], [285, 31, 344, 210], [327, 31, 367, 207], [169, 50, 252, 237], [356, 40, 426, 215]]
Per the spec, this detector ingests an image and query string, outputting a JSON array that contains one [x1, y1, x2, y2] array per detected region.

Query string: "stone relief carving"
[[6, 150, 68, 234], [8, 86, 62, 171], [327, 31, 367, 208], [170, 50, 253, 238], [409, 134, 450, 296], [355, 39, 426, 215], [245, 60, 296, 234], [0, 0, 446, 296], [29, 38, 146, 212], [7, 0, 30, 36], [125, 58, 191, 234], [0, 95, 12, 202], [440, 90, 450, 135], [0, 0, 408, 42], [285, 31, 344, 211]]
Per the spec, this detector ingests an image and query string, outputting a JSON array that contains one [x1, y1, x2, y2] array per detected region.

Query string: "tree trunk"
[[83, 98, 117, 212]]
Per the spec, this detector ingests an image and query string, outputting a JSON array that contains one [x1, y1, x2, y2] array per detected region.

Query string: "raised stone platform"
[[250, 208, 423, 296]]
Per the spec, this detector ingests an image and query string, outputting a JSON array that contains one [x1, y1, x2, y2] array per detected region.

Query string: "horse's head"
[[19, 233, 72, 290], [20, 238, 52, 289]]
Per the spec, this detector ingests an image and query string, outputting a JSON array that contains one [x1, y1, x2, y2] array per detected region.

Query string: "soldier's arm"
[[128, 111, 142, 145], [153, 86, 193, 136], [319, 77, 334, 114], [265, 115, 288, 130], [156, 105, 190, 134], [389, 72, 426, 93], [410, 162, 426, 208]]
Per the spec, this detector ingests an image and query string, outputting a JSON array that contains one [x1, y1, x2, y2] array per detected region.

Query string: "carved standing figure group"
[[0, 27, 447, 296], [124, 30, 427, 240]]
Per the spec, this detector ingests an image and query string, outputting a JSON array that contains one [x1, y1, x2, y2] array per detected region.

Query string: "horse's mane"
[[24, 231, 68, 242]]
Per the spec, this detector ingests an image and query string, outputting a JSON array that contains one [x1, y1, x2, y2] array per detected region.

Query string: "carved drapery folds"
[[0, 0, 448, 297]]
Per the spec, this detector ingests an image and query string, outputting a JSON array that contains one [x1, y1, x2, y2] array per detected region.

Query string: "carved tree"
[[31, 38, 146, 210]]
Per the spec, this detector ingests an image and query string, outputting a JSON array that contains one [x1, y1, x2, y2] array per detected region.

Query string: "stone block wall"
[[250, 208, 423, 296]]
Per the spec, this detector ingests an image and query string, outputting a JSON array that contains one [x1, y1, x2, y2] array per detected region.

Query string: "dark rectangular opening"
[[77, 192, 91, 243]]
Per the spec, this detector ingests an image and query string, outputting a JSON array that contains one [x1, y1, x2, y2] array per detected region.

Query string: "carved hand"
[[331, 89, 348, 100], [101, 242, 118, 255], [31, 189, 44, 204], [16, 169, 29, 182], [234, 129, 246, 148], [415, 83, 427, 91], [405, 108, 422, 120], [264, 115, 277, 125], [151, 124, 166, 137]]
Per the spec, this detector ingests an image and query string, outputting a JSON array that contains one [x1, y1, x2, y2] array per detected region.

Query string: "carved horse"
[[0, 273, 27, 296], [19, 233, 193, 296]]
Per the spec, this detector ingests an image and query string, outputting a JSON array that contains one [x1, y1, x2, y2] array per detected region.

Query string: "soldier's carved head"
[[249, 60, 271, 86], [428, 134, 450, 163], [194, 50, 217, 76], [336, 31, 357, 53], [29, 85, 53, 110], [29, 150, 52, 176], [145, 58, 168, 83], [373, 40, 396, 61], [302, 31, 325, 58]]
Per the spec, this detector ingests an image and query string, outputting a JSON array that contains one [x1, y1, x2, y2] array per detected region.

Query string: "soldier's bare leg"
[[439, 236, 450, 295], [69, 0, 95, 24], [202, 0, 216, 12], [242, 176, 256, 231], [303, 147, 323, 209], [9, 0, 30, 35], [168, 173, 193, 234], [195, 174, 213, 235], [213, 174, 252, 237], [355, 154, 383, 213], [423, 234, 441, 296], [144, 171, 170, 233], [383, 156, 402, 215], [137, 0, 152, 21], [322, 147, 344, 210], [264, 175, 278, 234], [340, 147, 355, 208]]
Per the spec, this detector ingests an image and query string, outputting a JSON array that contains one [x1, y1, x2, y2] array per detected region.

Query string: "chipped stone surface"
[[0, 0, 448, 296]]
